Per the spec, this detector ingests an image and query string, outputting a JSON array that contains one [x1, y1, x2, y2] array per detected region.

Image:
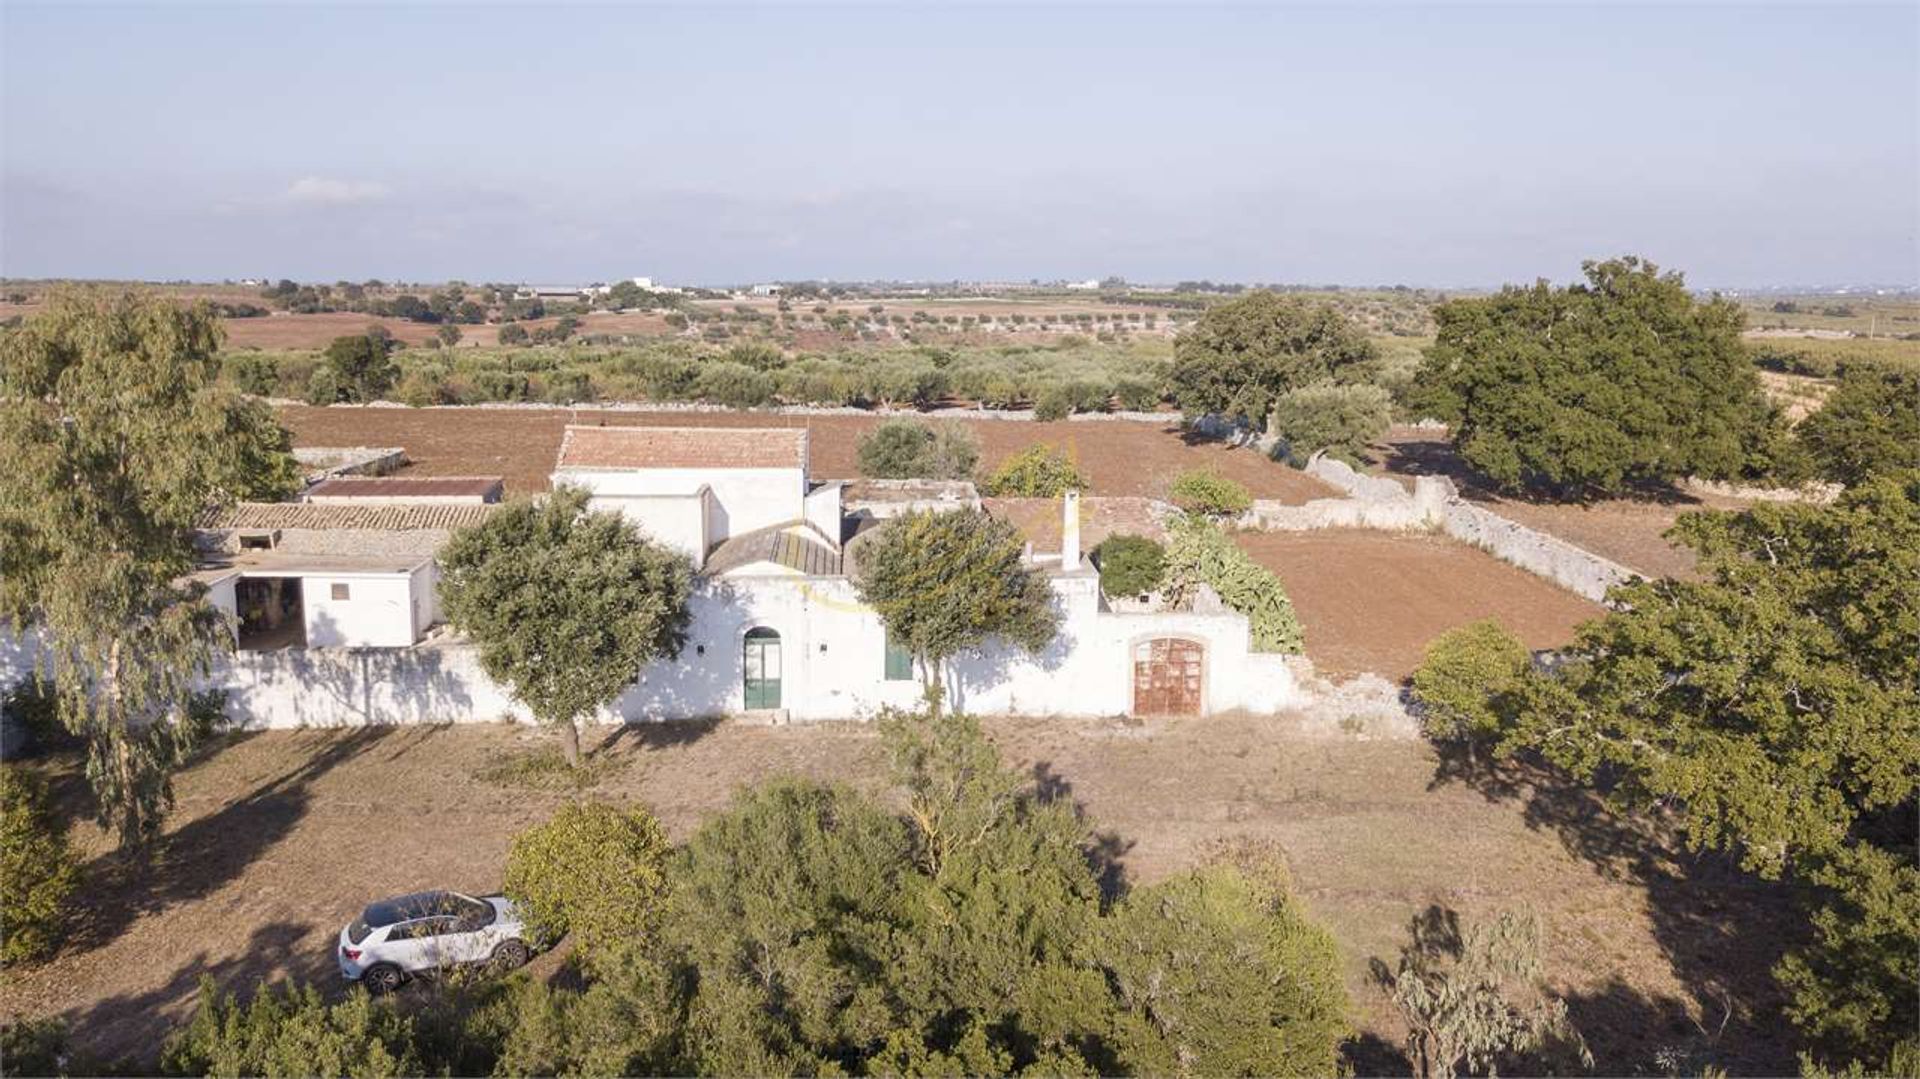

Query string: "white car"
[[337, 890, 533, 993]]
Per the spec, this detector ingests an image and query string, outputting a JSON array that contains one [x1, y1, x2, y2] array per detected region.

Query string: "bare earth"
[[1371, 426, 1764, 580], [277, 405, 1338, 504], [1238, 530, 1603, 679], [0, 718, 1796, 1075]]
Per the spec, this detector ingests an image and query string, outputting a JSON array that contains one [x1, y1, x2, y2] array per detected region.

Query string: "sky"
[[3, 2, 1915, 288]]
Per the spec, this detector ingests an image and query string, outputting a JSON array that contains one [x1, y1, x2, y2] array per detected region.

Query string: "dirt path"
[[3, 718, 1794, 1074], [277, 405, 1337, 504]]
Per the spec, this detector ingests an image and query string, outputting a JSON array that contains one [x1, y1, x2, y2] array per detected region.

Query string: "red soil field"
[[1237, 529, 1602, 679], [276, 405, 1338, 504]]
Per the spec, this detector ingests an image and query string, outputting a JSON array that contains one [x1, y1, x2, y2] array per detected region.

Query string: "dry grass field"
[[0, 716, 1798, 1075]]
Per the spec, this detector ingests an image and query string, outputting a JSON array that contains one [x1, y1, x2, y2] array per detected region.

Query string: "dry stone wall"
[[1233, 453, 1635, 603]]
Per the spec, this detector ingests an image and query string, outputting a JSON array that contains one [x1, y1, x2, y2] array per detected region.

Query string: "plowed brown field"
[[1238, 529, 1602, 679], [277, 405, 1337, 503]]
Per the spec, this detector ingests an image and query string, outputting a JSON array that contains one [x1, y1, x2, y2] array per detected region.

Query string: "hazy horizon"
[[4, 3, 1916, 290]]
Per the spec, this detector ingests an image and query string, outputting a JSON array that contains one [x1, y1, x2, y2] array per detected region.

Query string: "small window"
[[883, 633, 913, 681], [238, 532, 275, 550], [330, 583, 350, 601]]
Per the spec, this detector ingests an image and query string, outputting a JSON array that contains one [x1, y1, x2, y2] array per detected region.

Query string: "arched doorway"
[[743, 627, 782, 710], [1132, 637, 1204, 716]]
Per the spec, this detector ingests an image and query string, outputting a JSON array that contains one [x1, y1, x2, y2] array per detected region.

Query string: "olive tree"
[[853, 509, 1058, 712], [1168, 291, 1377, 426], [437, 487, 692, 767]]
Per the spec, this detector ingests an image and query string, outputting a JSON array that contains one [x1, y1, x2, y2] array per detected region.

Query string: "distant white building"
[[750, 283, 785, 296], [1065, 279, 1101, 291]]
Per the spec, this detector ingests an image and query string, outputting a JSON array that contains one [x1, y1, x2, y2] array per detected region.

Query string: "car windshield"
[[347, 918, 373, 945], [360, 891, 492, 933]]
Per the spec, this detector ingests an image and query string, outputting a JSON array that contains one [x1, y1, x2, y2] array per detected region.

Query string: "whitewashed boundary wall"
[[1435, 500, 1635, 602], [1232, 453, 1635, 603]]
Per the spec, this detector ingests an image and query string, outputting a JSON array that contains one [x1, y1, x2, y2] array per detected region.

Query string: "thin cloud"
[[280, 177, 391, 207]]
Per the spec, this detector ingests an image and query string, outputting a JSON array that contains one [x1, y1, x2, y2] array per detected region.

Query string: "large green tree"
[[1412, 257, 1789, 497], [1167, 290, 1377, 427], [1498, 473, 1919, 1069], [319, 331, 399, 403], [852, 509, 1058, 711], [0, 290, 299, 847], [436, 486, 692, 767], [1794, 362, 1920, 487]]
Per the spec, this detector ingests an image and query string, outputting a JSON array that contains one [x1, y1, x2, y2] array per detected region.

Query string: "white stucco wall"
[[301, 574, 420, 648], [557, 467, 805, 543], [803, 483, 844, 544], [583, 490, 711, 565], [204, 571, 1300, 729]]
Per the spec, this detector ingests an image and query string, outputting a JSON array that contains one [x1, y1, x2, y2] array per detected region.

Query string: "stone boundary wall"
[[1680, 476, 1840, 505], [1232, 453, 1635, 603], [1436, 500, 1635, 602], [292, 446, 407, 486], [275, 399, 1182, 424]]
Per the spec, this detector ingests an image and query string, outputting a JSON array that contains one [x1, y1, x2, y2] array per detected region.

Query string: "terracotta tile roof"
[[704, 523, 841, 577], [555, 425, 808, 471], [207, 502, 504, 531], [304, 476, 504, 501]]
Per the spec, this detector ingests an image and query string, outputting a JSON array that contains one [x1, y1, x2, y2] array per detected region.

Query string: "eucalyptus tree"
[[0, 290, 300, 847]]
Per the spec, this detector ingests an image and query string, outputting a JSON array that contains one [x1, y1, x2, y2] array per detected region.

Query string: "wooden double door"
[[1131, 637, 1204, 716]]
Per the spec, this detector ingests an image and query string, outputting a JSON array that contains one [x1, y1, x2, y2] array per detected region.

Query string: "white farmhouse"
[[551, 426, 843, 572], [13, 426, 1302, 730]]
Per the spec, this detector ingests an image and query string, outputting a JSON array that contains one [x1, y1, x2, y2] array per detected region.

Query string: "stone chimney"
[[1061, 489, 1082, 571]]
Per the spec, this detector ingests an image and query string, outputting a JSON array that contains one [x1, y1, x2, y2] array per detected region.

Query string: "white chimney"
[[1061, 489, 1082, 571]]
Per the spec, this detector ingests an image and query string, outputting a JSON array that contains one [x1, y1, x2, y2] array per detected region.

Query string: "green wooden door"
[[743, 627, 782, 710]]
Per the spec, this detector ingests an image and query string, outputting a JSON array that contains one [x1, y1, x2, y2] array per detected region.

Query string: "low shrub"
[[0, 766, 81, 965], [161, 976, 425, 1078], [1409, 620, 1533, 746], [502, 802, 671, 970], [1031, 385, 1073, 421], [980, 443, 1088, 497], [1113, 377, 1161, 412], [541, 369, 594, 404], [0, 1015, 71, 1077], [1093, 534, 1166, 597], [496, 323, 530, 346], [1269, 381, 1392, 466], [1163, 517, 1303, 653], [471, 371, 530, 402], [1168, 470, 1252, 518], [694, 362, 776, 410], [856, 418, 980, 480], [304, 366, 343, 406], [226, 353, 282, 397]]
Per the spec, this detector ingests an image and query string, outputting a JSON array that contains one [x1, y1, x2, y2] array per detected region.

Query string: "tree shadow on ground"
[[63, 727, 396, 958], [1373, 432, 1703, 508], [1030, 759, 1133, 903], [1427, 746, 1801, 1076], [1341, 1029, 1414, 1077], [591, 716, 724, 756]]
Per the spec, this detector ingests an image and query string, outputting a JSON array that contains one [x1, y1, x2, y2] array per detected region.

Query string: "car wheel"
[[490, 939, 530, 972], [362, 963, 405, 995]]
